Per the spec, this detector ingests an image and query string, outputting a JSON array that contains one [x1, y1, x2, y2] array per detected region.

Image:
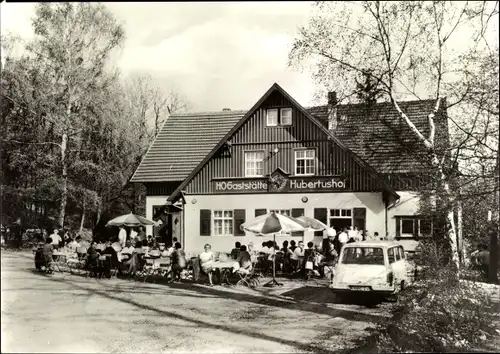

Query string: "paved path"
[[1, 252, 392, 353]]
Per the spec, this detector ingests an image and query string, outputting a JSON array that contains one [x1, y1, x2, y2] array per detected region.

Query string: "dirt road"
[[1, 252, 392, 353]]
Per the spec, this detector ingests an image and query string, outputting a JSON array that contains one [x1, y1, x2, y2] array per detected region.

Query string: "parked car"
[[329, 241, 410, 299]]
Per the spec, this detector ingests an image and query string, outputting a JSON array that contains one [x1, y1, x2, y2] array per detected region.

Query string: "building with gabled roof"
[[131, 83, 448, 253]]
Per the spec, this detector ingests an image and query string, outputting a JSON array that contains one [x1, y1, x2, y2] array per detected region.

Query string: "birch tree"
[[289, 1, 499, 269], [27, 3, 124, 229]]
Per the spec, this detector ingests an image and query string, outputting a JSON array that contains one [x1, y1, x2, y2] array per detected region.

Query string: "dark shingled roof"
[[130, 110, 246, 182], [131, 99, 448, 182], [308, 99, 449, 174]]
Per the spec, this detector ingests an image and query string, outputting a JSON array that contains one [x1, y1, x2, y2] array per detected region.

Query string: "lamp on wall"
[[301, 196, 308, 203], [273, 148, 279, 154]]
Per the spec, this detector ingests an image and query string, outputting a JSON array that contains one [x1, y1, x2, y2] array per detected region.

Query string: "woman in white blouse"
[[199, 244, 215, 286]]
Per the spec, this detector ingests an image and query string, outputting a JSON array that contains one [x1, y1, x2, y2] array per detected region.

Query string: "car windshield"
[[341, 247, 385, 265]]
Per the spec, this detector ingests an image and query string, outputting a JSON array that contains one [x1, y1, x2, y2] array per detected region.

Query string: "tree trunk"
[[58, 133, 68, 228], [488, 226, 499, 284], [457, 200, 464, 265], [437, 160, 460, 270], [96, 198, 102, 226], [80, 203, 85, 232]]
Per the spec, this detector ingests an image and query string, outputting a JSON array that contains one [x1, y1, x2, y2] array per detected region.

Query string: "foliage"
[[289, 1, 499, 268], [1, 3, 187, 237], [374, 240, 498, 352]]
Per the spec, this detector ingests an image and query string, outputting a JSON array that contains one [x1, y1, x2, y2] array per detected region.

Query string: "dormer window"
[[266, 108, 292, 126]]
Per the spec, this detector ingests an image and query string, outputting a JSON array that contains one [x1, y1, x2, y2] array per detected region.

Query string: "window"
[[280, 108, 292, 125], [397, 216, 433, 238], [388, 248, 396, 263], [270, 209, 291, 216], [245, 151, 264, 177], [213, 210, 233, 236], [330, 209, 352, 218], [266, 108, 293, 126], [342, 247, 385, 265], [401, 218, 415, 236], [295, 149, 316, 175], [266, 109, 278, 126]]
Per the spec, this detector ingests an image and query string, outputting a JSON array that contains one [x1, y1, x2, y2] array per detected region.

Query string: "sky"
[[0, 2, 318, 112]]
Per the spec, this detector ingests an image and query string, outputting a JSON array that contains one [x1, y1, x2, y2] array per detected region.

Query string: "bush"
[[374, 240, 498, 352]]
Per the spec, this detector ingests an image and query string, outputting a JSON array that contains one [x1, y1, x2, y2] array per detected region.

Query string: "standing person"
[[49, 229, 62, 250], [171, 242, 187, 282], [118, 226, 127, 248], [42, 237, 54, 272], [130, 227, 138, 242], [63, 230, 71, 247], [338, 227, 349, 248], [138, 226, 146, 242], [472, 244, 490, 280]]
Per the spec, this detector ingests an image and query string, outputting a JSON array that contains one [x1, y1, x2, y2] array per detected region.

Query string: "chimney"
[[328, 91, 337, 106], [327, 91, 338, 131], [222, 108, 231, 112]]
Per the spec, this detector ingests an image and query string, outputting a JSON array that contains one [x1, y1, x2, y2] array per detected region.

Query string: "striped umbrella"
[[106, 212, 155, 227], [240, 212, 307, 234], [295, 215, 328, 231]]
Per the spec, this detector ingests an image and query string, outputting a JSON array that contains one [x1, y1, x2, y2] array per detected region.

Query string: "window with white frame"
[[400, 218, 415, 236], [295, 149, 316, 175], [266, 108, 293, 126], [245, 151, 264, 177], [266, 109, 278, 126], [270, 209, 291, 216], [280, 108, 292, 125], [330, 209, 352, 218], [213, 210, 233, 236], [328, 209, 352, 230], [398, 217, 432, 237]]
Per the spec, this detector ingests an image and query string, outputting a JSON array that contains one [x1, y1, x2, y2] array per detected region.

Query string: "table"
[[212, 261, 239, 285], [52, 252, 76, 273]]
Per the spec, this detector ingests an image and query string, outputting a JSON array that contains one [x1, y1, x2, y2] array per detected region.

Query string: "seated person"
[[86, 241, 101, 274], [171, 242, 187, 282], [303, 242, 316, 273], [42, 237, 54, 270], [264, 241, 276, 272], [96, 240, 106, 252], [236, 245, 252, 274], [128, 240, 146, 275], [101, 240, 119, 264], [247, 242, 258, 264], [158, 243, 169, 258], [199, 243, 215, 286], [119, 240, 134, 265], [68, 236, 81, 253], [147, 235, 154, 247], [231, 242, 241, 260], [291, 241, 305, 272], [260, 242, 271, 255], [111, 238, 122, 253]]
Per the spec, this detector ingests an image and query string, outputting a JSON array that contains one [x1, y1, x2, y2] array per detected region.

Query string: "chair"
[[101, 254, 119, 278], [237, 265, 260, 287]]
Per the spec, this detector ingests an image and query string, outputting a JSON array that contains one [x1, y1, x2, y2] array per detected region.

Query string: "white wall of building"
[[181, 192, 386, 254], [386, 191, 421, 239]]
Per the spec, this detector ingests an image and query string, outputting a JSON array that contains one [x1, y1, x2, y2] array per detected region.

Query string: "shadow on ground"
[[7, 252, 387, 353]]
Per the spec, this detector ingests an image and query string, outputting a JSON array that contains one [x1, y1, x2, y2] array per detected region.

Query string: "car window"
[[399, 246, 405, 260], [341, 247, 385, 265], [388, 247, 396, 264], [394, 247, 401, 261]]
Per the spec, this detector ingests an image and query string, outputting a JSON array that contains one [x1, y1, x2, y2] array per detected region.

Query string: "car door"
[[391, 246, 408, 288]]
